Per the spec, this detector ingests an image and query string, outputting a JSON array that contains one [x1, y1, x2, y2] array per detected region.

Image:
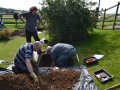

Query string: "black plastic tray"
[[94, 69, 112, 83], [84, 57, 97, 64]]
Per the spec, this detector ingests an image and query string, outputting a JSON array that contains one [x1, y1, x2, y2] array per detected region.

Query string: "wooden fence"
[[101, 2, 120, 30], [0, 13, 23, 26]]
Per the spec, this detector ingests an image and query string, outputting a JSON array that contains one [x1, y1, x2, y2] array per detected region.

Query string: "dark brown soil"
[[44, 69, 81, 90], [0, 69, 81, 90], [11, 29, 26, 37], [10, 28, 44, 37], [39, 54, 73, 67], [39, 54, 52, 67]]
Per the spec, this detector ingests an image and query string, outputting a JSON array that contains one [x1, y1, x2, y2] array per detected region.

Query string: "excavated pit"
[[39, 54, 73, 67]]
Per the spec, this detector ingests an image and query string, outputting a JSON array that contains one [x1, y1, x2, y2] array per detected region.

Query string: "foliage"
[[39, 0, 97, 42], [0, 28, 12, 39], [0, 7, 27, 14]]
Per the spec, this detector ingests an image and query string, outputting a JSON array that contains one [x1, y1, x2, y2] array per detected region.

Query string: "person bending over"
[[46, 43, 76, 67]]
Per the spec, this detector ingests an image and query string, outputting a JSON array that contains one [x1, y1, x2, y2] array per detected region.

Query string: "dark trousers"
[[15, 61, 38, 74], [25, 30, 40, 42]]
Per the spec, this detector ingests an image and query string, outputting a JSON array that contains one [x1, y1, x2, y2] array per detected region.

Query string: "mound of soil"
[[11, 29, 26, 37], [39, 54, 73, 67], [0, 69, 81, 90], [45, 69, 81, 90]]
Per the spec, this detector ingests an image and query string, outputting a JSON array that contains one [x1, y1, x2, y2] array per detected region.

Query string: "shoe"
[[12, 66, 18, 74]]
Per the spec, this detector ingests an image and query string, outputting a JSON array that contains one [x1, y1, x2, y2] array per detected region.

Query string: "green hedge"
[[0, 29, 12, 40], [40, 0, 97, 42]]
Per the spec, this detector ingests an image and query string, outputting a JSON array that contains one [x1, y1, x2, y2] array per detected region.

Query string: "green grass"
[[97, 17, 120, 30], [1, 26, 120, 89], [0, 30, 49, 68], [72, 29, 120, 90], [5, 24, 25, 31]]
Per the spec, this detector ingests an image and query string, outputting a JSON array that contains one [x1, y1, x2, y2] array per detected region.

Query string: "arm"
[[51, 52, 57, 67], [17, 14, 26, 24], [25, 58, 34, 74], [37, 20, 40, 27], [26, 58, 39, 83], [51, 62, 56, 67], [35, 14, 41, 30]]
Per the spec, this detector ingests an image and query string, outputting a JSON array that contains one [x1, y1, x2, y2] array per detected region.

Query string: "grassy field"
[[1, 24, 120, 89], [75, 29, 120, 90]]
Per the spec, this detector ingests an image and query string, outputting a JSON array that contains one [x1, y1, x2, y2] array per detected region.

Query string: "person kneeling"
[[12, 41, 42, 83]]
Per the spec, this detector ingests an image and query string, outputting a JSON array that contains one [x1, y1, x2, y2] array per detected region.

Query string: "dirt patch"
[[11, 29, 26, 37], [39, 54, 73, 67], [0, 69, 81, 90], [10, 28, 44, 37], [44, 69, 81, 90]]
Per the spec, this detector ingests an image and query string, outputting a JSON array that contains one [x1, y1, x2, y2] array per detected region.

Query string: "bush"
[[0, 29, 12, 40], [40, 0, 97, 42]]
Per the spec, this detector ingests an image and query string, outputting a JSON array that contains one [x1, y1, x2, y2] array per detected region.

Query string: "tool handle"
[[106, 84, 120, 90], [76, 54, 81, 68], [76, 54, 79, 62]]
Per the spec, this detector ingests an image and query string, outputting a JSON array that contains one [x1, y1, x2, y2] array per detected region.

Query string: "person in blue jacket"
[[46, 43, 76, 67]]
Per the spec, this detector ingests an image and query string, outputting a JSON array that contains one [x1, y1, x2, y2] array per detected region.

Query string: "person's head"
[[46, 46, 52, 54], [33, 41, 42, 52], [29, 6, 38, 15]]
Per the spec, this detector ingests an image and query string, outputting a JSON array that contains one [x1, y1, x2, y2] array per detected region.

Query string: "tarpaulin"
[[37, 65, 98, 90]]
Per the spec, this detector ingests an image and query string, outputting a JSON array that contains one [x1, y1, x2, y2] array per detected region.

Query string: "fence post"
[[0, 14, 2, 21], [113, 2, 120, 30], [102, 9, 106, 29], [94, 7, 99, 28], [15, 19, 17, 27]]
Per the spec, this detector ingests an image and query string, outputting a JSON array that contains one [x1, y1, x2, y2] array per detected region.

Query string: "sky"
[[91, 0, 120, 13], [0, 0, 120, 13], [0, 0, 41, 11]]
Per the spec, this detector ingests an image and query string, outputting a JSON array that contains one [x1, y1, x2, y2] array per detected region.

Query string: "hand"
[[35, 26, 38, 30], [51, 62, 56, 67], [23, 21, 26, 25], [30, 72, 39, 83]]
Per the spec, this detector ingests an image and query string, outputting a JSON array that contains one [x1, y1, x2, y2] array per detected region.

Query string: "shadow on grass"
[[0, 38, 11, 43]]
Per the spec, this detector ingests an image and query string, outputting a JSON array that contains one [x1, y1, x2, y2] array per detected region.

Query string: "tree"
[[39, 0, 97, 42]]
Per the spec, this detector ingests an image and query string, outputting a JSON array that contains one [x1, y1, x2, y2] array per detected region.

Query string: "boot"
[[12, 66, 18, 74]]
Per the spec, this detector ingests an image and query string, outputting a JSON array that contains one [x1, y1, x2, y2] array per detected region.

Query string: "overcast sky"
[[91, 0, 120, 13], [0, 0, 120, 13], [0, 0, 41, 11]]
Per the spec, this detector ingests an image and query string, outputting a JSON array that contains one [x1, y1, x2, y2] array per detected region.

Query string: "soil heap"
[[0, 69, 81, 90]]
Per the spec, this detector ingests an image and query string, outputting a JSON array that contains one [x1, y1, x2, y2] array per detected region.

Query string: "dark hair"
[[29, 6, 38, 13]]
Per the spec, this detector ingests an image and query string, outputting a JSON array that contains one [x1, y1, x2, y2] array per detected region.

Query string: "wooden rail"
[[0, 13, 24, 26], [106, 4, 118, 11], [101, 2, 120, 30]]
